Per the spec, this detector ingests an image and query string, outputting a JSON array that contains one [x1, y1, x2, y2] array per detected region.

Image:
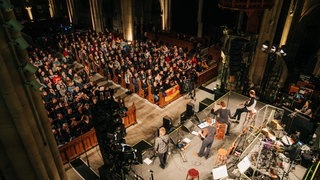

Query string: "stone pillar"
[[197, 0, 203, 38], [0, 7, 66, 180], [121, 0, 134, 41], [66, 0, 77, 25], [280, 0, 299, 46], [25, 6, 33, 21], [248, 0, 284, 85], [160, 0, 170, 32], [89, 0, 104, 32], [48, 0, 57, 18]]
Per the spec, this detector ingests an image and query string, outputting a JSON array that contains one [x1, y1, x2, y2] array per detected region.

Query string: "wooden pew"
[[122, 103, 137, 128], [137, 80, 145, 98], [158, 85, 182, 108], [147, 84, 155, 104], [112, 68, 117, 83], [129, 76, 135, 93], [120, 71, 126, 88], [196, 64, 218, 87], [58, 128, 98, 164]]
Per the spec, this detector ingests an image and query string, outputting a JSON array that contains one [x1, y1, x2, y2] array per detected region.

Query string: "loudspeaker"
[[186, 102, 194, 116], [190, 111, 209, 123], [180, 111, 188, 125], [181, 119, 195, 133], [163, 116, 173, 133], [169, 128, 181, 145]]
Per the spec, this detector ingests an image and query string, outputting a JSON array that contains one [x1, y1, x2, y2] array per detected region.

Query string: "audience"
[[28, 28, 212, 146]]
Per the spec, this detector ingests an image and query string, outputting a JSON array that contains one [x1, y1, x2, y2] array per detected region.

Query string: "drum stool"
[[186, 168, 199, 180], [215, 148, 228, 165]]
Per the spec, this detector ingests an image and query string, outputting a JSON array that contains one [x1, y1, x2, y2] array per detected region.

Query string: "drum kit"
[[248, 119, 303, 179]]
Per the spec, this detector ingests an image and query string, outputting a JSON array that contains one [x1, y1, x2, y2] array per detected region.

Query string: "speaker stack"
[[229, 38, 247, 75], [163, 115, 174, 133], [186, 102, 195, 117]]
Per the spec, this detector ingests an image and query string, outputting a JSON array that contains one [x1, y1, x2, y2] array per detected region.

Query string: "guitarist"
[[154, 127, 170, 169], [197, 117, 216, 159]]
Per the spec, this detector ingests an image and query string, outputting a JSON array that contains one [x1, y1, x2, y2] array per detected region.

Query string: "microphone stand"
[[149, 169, 154, 180]]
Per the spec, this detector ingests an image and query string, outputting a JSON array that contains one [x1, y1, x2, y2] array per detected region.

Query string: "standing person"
[[154, 127, 170, 169], [197, 117, 216, 159], [213, 100, 232, 135], [231, 90, 257, 123]]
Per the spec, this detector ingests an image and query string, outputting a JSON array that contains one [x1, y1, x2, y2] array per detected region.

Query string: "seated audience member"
[[151, 81, 160, 102]]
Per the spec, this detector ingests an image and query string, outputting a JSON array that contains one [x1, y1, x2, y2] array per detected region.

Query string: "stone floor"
[[64, 77, 308, 180]]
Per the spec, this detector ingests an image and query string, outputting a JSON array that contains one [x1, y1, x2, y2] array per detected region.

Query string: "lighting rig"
[[92, 88, 142, 180], [259, 40, 287, 102]]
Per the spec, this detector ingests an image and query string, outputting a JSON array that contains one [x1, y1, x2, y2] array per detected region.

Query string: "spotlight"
[[261, 41, 269, 52], [270, 45, 277, 53], [4, 19, 24, 32], [279, 45, 287, 56], [25, 79, 42, 91], [0, 0, 13, 11], [21, 62, 37, 74], [11, 37, 29, 50]]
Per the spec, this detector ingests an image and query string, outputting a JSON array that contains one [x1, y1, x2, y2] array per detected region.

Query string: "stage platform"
[[126, 92, 308, 180]]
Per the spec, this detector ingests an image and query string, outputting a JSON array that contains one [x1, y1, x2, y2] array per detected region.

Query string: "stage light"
[[4, 19, 24, 32], [11, 37, 29, 50], [261, 41, 269, 52], [25, 79, 42, 91], [21, 62, 37, 74], [279, 45, 287, 56], [0, 0, 13, 11], [270, 45, 277, 53]]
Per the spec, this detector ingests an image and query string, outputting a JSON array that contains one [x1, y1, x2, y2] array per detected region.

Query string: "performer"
[[154, 127, 170, 169], [212, 100, 232, 135], [197, 117, 216, 159], [231, 90, 256, 123]]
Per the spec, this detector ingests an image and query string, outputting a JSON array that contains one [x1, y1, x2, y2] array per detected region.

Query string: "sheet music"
[[191, 131, 199, 136], [182, 137, 191, 143], [143, 158, 153, 165], [212, 165, 228, 179], [237, 156, 251, 173]]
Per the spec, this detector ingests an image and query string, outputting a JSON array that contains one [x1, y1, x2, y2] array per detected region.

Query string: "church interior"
[[1, 0, 320, 179]]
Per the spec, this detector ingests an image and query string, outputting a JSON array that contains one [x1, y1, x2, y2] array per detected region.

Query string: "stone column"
[[89, 0, 104, 32], [121, 0, 134, 41], [48, 0, 56, 18], [0, 7, 66, 180], [248, 0, 284, 85], [66, 0, 77, 25], [25, 6, 33, 21], [197, 0, 204, 38], [160, 0, 171, 32]]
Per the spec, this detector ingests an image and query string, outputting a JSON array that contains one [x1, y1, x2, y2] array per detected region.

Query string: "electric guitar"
[[199, 128, 208, 141]]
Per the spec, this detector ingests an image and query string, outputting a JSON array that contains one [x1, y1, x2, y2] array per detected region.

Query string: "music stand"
[[212, 165, 228, 180]]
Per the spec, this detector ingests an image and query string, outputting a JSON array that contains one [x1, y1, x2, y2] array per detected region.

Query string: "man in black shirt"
[[213, 100, 232, 135]]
